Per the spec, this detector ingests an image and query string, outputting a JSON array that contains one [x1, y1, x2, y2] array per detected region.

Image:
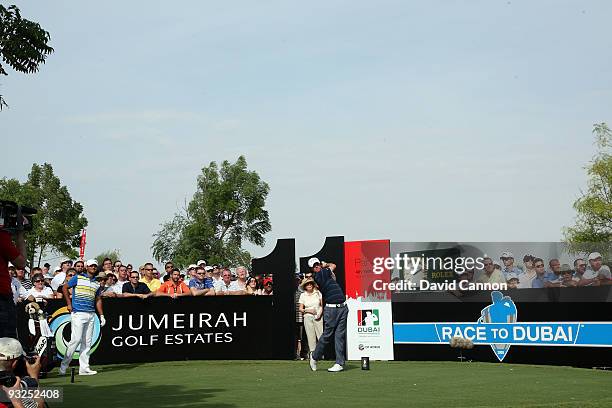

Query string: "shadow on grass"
[[88, 363, 142, 373], [57, 381, 233, 408]]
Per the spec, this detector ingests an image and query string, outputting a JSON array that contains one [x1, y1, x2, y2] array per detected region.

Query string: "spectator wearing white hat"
[[506, 273, 520, 289], [184, 264, 198, 284], [59, 258, 105, 376], [500, 252, 523, 280], [298, 278, 323, 358], [579, 252, 612, 286], [189, 266, 215, 296], [0, 337, 44, 408]]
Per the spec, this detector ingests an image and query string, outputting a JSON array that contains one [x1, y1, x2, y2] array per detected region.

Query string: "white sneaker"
[[309, 356, 317, 371], [327, 363, 344, 372], [58, 367, 66, 376], [79, 369, 97, 376]]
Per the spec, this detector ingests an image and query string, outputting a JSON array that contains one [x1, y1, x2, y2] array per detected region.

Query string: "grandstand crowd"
[[8, 258, 277, 303], [456, 251, 612, 288], [9, 250, 612, 307]]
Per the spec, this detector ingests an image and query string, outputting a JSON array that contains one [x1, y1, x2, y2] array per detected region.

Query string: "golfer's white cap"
[[308, 257, 321, 268], [197, 260, 206, 266], [86, 259, 98, 267], [588, 252, 602, 261], [501, 251, 514, 259], [0, 338, 25, 360]]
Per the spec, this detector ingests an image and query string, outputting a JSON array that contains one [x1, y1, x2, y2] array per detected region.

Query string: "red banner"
[[79, 229, 87, 260], [344, 239, 391, 300]]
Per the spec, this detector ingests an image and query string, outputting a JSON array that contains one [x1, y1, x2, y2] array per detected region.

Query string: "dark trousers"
[[0, 296, 17, 338], [312, 305, 348, 366]]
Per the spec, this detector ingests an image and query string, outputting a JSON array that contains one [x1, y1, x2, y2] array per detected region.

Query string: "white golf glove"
[[100, 315, 106, 327]]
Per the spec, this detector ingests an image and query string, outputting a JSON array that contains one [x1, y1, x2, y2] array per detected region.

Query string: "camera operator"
[[0, 226, 27, 339], [0, 337, 44, 408]]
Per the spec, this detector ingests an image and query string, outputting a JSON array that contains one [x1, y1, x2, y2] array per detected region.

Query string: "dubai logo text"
[[357, 309, 380, 335]]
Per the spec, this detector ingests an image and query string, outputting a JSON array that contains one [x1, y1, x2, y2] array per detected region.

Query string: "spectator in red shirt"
[[157, 268, 191, 298], [261, 278, 273, 295], [0, 228, 26, 339]]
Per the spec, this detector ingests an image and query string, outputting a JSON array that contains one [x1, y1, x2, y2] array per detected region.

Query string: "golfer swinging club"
[[59, 259, 106, 376], [308, 257, 347, 372]]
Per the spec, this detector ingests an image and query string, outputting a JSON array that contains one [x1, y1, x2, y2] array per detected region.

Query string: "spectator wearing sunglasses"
[[547, 264, 579, 288], [475, 257, 505, 284], [122, 271, 152, 298], [499, 251, 523, 280], [162, 262, 174, 281], [214, 269, 245, 295], [139, 262, 161, 292], [573, 258, 587, 280], [26, 275, 55, 302], [532, 258, 555, 288], [189, 266, 215, 296], [245, 276, 261, 295]]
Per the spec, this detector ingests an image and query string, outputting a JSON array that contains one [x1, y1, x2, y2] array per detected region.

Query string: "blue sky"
[[1, 0, 611, 267]]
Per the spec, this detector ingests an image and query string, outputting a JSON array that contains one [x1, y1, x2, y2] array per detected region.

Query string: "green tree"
[[0, 4, 53, 109], [95, 249, 121, 267], [0, 163, 88, 266], [565, 123, 612, 257], [152, 156, 271, 268]]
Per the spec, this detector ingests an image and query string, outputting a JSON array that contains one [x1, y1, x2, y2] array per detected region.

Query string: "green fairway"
[[42, 360, 611, 408]]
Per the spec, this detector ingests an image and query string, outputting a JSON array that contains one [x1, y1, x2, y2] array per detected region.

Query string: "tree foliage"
[[95, 249, 121, 267], [152, 156, 271, 268], [565, 123, 612, 257], [0, 5, 53, 109], [0, 163, 88, 266]]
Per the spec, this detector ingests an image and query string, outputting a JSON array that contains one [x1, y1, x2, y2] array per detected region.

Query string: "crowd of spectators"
[[461, 251, 612, 289], [8, 258, 276, 304]]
